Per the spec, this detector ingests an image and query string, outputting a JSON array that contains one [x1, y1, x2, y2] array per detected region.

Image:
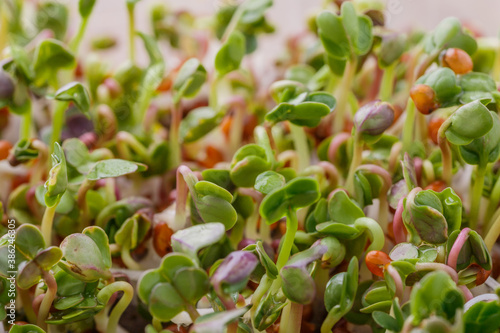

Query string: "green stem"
[[354, 217, 385, 252], [254, 125, 276, 168], [185, 302, 201, 322], [121, 243, 141, 270], [333, 58, 357, 134], [152, 318, 163, 331], [437, 118, 453, 185], [345, 134, 363, 194], [116, 131, 149, 162], [169, 102, 181, 169], [221, 2, 245, 42], [485, 174, 500, 230], [175, 165, 198, 230], [20, 102, 32, 141], [50, 101, 68, 154], [348, 91, 359, 114], [325, 67, 339, 93], [209, 74, 221, 110], [279, 301, 302, 333], [228, 217, 244, 248], [492, 35, 500, 82], [356, 164, 392, 231], [416, 111, 428, 152], [77, 178, 96, 228], [41, 205, 57, 246], [388, 142, 403, 174], [245, 208, 259, 240], [378, 63, 396, 101], [18, 287, 37, 324], [469, 164, 487, 230], [0, 8, 7, 59], [276, 209, 298, 270], [30, 140, 47, 186], [259, 217, 271, 244], [422, 159, 435, 185], [321, 306, 343, 333], [289, 123, 309, 172], [69, 16, 89, 53], [250, 274, 272, 320], [127, 3, 136, 63], [37, 270, 57, 330], [105, 178, 117, 203], [94, 306, 108, 332], [402, 99, 416, 152], [98, 281, 134, 333], [228, 103, 244, 158], [485, 211, 500, 250]]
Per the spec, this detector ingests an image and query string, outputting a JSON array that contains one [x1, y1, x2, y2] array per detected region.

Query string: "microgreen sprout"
[[1, 2, 500, 333]]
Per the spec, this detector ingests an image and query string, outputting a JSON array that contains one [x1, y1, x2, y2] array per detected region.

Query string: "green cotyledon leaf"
[[445, 99, 493, 146], [459, 111, 500, 166], [191, 306, 251, 333], [464, 298, 500, 333], [86, 159, 147, 180], [409, 271, 464, 324], [44, 143, 68, 208], [260, 177, 320, 224], [242, 241, 278, 280], [404, 188, 446, 244], [33, 39, 75, 87], [173, 58, 207, 102], [415, 68, 461, 107], [114, 213, 151, 249], [59, 226, 111, 282], [323, 257, 359, 329], [316, 12, 350, 60], [79, 0, 97, 18], [172, 223, 226, 259], [54, 82, 91, 116], [211, 251, 258, 295], [215, 30, 246, 76], [254, 171, 286, 195], [328, 190, 364, 225], [281, 240, 328, 304], [179, 107, 223, 143], [316, 2, 373, 61], [230, 144, 271, 188], [426, 17, 477, 55], [265, 92, 336, 127]]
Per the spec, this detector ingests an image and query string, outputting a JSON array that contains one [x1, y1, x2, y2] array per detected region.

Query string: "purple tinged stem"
[[174, 165, 199, 230], [387, 264, 404, 300], [415, 262, 459, 283], [357, 164, 392, 230], [393, 197, 406, 244], [318, 161, 340, 188], [415, 262, 472, 301], [447, 228, 471, 271], [437, 118, 453, 185], [327, 132, 351, 165], [37, 270, 57, 330]]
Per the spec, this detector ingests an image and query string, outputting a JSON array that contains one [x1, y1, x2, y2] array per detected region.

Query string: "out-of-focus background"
[[42, 0, 500, 70]]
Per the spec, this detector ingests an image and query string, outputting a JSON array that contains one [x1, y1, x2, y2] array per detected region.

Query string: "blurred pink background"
[[57, 0, 500, 70]]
